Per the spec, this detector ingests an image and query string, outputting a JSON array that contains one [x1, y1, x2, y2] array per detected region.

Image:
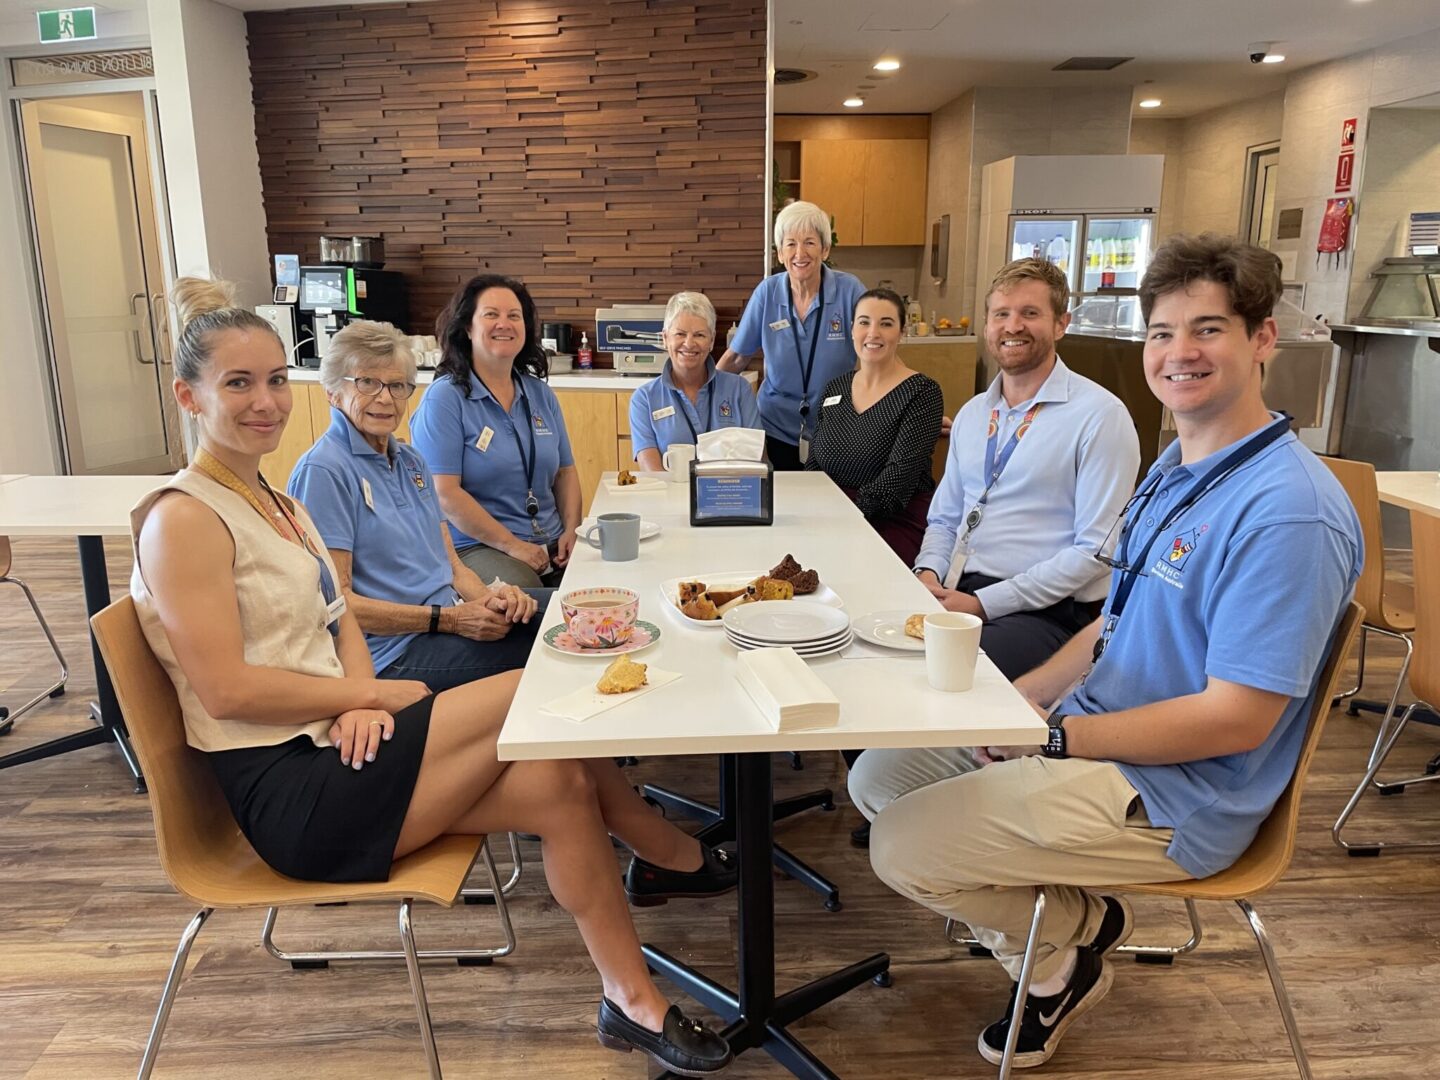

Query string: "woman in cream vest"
[[129, 278, 733, 1076]]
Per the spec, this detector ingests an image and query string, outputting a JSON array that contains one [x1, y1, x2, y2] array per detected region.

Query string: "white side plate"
[[852, 609, 928, 652], [723, 600, 851, 643]]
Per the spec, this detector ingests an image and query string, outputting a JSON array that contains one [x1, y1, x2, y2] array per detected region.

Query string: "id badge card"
[[325, 592, 347, 627], [797, 432, 811, 464], [943, 533, 974, 590]]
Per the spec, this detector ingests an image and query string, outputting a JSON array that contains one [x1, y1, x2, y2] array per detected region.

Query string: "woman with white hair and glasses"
[[289, 320, 543, 694], [717, 200, 866, 470], [629, 291, 760, 471]]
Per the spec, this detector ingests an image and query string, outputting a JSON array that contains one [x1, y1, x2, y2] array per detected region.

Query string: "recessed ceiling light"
[[873, 59, 901, 72], [1139, 98, 1162, 109], [843, 97, 864, 108], [1262, 53, 1286, 63]]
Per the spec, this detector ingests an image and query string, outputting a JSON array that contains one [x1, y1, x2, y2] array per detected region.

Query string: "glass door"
[[1008, 216, 1081, 295], [1080, 215, 1156, 298], [19, 92, 179, 474]]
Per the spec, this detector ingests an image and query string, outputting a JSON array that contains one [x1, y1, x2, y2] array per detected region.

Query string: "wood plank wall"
[[247, 0, 767, 340]]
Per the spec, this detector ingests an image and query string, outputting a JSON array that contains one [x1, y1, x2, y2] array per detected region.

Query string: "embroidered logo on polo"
[[827, 314, 844, 337], [532, 413, 553, 435], [411, 470, 427, 491], [1153, 524, 1208, 588], [719, 400, 732, 418]]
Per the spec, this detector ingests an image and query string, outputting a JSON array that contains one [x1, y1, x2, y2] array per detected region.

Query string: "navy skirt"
[[206, 695, 434, 883]]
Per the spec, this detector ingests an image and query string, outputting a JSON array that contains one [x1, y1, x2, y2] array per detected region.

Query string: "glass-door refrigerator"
[[1006, 216, 1082, 295], [1078, 215, 1156, 298]]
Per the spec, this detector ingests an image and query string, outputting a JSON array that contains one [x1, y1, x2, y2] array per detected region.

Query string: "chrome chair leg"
[[137, 907, 212, 1080], [399, 898, 443, 1080], [1236, 898, 1312, 1080], [461, 831, 522, 900], [1334, 700, 1440, 854], [0, 576, 70, 734], [262, 838, 517, 965], [946, 897, 1202, 961], [1334, 623, 1366, 702], [997, 887, 1046, 1080]]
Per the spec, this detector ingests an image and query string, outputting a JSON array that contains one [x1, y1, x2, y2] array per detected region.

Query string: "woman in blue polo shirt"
[[290, 321, 544, 693], [717, 200, 866, 470], [410, 275, 580, 588], [630, 291, 760, 470]]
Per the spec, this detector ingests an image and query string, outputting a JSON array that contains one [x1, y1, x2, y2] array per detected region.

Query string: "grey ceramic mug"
[[582, 512, 642, 561]]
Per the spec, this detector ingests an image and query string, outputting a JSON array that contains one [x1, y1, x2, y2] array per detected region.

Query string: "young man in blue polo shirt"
[[850, 234, 1364, 1069]]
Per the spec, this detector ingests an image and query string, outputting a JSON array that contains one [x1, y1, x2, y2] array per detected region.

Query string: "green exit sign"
[[37, 7, 97, 43]]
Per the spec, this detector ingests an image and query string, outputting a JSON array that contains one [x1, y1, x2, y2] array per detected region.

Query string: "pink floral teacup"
[[560, 588, 639, 649]]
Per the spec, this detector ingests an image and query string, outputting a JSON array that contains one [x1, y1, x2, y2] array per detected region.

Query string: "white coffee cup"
[[663, 443, 697, 484], [924, 612, 983, 692]]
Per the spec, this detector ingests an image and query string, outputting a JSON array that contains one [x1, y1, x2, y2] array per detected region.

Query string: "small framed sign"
[[690, 459, 773, 527]]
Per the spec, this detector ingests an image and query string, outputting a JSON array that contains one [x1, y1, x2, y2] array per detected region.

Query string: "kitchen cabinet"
[[897, 339, 980, 483], [799, 138, 928, 247], [554, 390, 620, 517], [261, 383, 329, 491]]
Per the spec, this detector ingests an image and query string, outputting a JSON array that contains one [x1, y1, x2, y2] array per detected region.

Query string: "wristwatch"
[[1043, 710, 1069, 759], [429, 604, 442, 634]]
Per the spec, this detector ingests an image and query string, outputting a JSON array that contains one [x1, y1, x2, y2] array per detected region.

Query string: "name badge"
[[361, 477, 375, 510], [325, 592, 347, 627], [651, 405, 677, 421], [769, 318, 790, 332], [822, 394, 842, 407], [476, 426, 494, 452]]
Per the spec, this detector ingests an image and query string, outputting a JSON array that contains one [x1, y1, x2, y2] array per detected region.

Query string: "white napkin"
[[540, 667, 682, 723], [698, 426, 766, 462], [735, 647, 840, 732], [603, 472, 667, 494]]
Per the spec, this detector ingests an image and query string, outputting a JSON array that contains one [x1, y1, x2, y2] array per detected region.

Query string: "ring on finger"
[[369, 720, 385, 728]]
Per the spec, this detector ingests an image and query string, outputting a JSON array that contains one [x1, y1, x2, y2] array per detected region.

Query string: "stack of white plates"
[[722, 601, 852, 658]]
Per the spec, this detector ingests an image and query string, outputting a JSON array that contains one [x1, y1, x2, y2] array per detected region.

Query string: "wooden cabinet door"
[[862, 139, 929, 246], [554, 390, 619, 515], [618, 436, 635, 469], [395, 381, 427, 444], [262, 383, 319, 491], [800, 139, 865, 250]]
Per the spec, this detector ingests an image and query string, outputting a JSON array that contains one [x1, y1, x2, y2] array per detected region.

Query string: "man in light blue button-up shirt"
[[913, 259, 1140, 681]]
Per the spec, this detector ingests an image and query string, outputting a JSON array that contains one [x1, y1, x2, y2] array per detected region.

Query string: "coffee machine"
[[295, 265, 409, 363]]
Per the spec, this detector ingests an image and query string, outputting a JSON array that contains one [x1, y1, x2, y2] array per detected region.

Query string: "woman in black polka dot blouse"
[[805, 288, 944, 565]]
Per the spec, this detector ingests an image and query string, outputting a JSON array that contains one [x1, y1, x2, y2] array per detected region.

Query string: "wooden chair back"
[[1129, 601, 1363, 902], [1320, 457, 1412, 632], [0, 536, 11, 578], [1409, 512, 1440, 706], [90, 597, 478, 909]]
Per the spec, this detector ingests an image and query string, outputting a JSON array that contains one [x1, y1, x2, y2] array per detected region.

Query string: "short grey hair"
[[773, 200, 831, 253], [663, 291, 716, 335], [319, 320, 417, 396]]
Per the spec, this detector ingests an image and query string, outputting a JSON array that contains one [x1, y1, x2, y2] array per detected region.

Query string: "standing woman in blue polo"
[[630, 291, 760, 470], [410, 275, 580, 588], [716, 200, 866, 470]]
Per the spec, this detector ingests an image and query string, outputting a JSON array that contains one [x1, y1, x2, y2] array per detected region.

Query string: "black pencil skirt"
[[206, 695, 435, 883]]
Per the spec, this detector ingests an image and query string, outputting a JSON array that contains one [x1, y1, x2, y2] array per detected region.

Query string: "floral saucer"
[[543, 619, 662, 657]]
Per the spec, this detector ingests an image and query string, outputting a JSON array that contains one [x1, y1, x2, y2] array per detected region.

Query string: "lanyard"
[[962, 403, 1042, 538], [497, 377, 542, 529], [1094, 415, 1292, 661], [786, 265, 827, 428], [670, 383, 717, 445], [191, 449, 341, 637]]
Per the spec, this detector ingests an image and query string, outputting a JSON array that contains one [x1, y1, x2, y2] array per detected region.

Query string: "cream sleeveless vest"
[[130, 470, 341, 752]]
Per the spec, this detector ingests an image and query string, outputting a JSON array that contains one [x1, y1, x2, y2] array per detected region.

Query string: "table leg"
[[643, 752, 889, 1079], [0, 536, 145, 792]]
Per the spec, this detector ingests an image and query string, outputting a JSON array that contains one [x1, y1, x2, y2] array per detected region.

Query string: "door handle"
[[130, 292, 156, 364], [150, 293, 173, 366]]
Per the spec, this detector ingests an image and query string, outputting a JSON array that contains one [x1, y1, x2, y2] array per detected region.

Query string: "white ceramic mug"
[[924, 612, 983, 692], [663, 443, 697, 484]]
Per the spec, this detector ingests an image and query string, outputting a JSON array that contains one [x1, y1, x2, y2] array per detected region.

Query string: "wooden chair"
[[978, 602, 1362, 1080], [1319, 457, 1416, 720], [0, 535, 69, 734], [91, 597, 511, 1079], [1333, 511, 1440, 855]]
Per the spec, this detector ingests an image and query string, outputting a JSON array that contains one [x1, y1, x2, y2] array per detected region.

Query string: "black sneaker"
[[1085, 894, 1134, 957], [596, 997, 733, 1076], [977, 945, 1113, 1068], [850, 820, 872, 848], [624, 844, 737, 907]]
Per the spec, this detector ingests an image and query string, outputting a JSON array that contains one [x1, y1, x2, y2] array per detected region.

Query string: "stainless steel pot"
[[317, 235, 386, 268]]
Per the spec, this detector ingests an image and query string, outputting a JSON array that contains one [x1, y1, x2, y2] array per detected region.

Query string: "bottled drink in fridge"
[[1046, 234, 1069, 273]]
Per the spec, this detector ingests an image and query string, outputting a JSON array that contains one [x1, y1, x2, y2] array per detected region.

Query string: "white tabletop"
[[499, 472, 1047, 761], [0, 474, 29, 485], [1376, 471, 1440, 517], [0, 474, 172, 537]]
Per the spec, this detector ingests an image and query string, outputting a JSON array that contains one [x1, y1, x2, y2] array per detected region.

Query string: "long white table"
[[0, 474, 171, 789], [1376, 471, 1440, 518], [499, 471, 1045, 1080]]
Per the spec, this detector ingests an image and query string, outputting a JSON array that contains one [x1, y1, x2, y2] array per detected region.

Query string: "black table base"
[[643, 752, 889, 1079], [0, 536, 145, 792], [643, 756, 843, 910]]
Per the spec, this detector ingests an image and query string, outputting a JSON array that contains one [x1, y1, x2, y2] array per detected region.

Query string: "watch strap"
[[429, 604, 442, 634]]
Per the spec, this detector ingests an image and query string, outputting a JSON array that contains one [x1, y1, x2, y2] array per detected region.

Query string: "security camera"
[[1248, 42, 1272, 64]]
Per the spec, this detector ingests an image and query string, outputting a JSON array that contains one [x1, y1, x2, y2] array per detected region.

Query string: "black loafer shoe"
[[625, 844, 737, 907], [596, 997, 733, 1076], [850, 820, 871, 848]]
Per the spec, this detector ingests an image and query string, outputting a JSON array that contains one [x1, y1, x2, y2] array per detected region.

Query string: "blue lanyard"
[[497, 377, 541, 528], [963, 402, 1041, 536], [1095, 415, 1292, 659], [670, 383, 717, 444], [785, 266, 826, 429]]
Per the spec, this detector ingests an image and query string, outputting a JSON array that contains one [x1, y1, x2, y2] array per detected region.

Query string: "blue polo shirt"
[[628, 359, 760, 456], [409, 370, 574, 549], [1060, 415, 1363, 878], [289, 407, 454, 673], [731, 266, 866, 445]]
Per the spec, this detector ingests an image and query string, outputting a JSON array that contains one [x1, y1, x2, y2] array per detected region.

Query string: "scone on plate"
[[746, 576, 795, 602], [681, 595, 720, 621], [904, 614, 927, 640], [617, 469, 638, 486], [707, 586, 748, 606], [677, 580, 707, 603], [597, 655, 648, 694]]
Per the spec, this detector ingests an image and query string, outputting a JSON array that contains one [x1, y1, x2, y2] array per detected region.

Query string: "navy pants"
[[377, 589, 552, 694]]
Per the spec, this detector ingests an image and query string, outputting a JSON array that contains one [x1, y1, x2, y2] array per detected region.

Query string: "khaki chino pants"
[[849, 748, 1192, 982]]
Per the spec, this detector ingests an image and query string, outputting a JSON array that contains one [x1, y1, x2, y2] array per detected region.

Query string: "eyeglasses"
[[343, 375, 415, 401], [1093, 481, 1161, 578]]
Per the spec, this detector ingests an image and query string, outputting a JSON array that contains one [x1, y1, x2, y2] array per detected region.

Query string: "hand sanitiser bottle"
[[577, 332, 593, 370]]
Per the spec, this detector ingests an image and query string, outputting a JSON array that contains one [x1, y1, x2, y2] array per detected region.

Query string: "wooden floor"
[[2, 536, 1438, 1080]]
